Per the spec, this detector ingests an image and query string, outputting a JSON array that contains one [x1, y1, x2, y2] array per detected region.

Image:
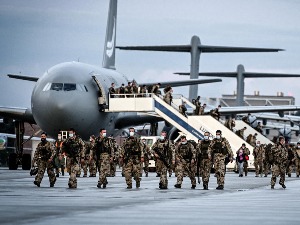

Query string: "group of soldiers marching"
[[32, 126, 300, 190]]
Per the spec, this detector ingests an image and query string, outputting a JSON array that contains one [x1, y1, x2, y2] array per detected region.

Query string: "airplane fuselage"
[[31, 62, 128, 139]]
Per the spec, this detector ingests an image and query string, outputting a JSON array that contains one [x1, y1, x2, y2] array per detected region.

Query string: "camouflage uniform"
[[264, 144, 273, 177], [91, 136, 114, 188], [152, 139, 175, 189], [197, 139, 211, 189], [293, 146, 300, 177], [194, 99, 201, 115], [163, 91, 173, 105], [253, 145, 265, 177], [54, 153, 65, 176], [54, 140, 63, 177], [208, 137, 233, 189], [175, 142, 196, 188], [110, 139, 119, 177], [62, 136, 85, 188], [141, 142, 152, 177], [270, 143, 288, 188], [120, 136, 144, 188], [33, 140, 56, 187], [286, 146, 295, 177], [85, 141, 97, 177], [179, 104, 187, 117]]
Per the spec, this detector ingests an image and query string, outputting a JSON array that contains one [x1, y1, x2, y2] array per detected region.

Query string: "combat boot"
[[34, 181, 40, 187], [56, 174, 59, 177], [191, 185, 196, 189], [102, 183, 106, 189], [97, 183, 102, 188], [271, 185, 274, 189], [83, 174, 87, 177], [145, 172, 148, 177], [159, 182, 162, 189], [127, 184, 132, 189], [160, 186, 168, 189], [203, 183, 208, 190], [264, 175, 268, 177], [136, 181, 140, 188], [216, 185, 224, 190], [288, 174, 291, 178], [281, 183, 286, 189], [76, 174, 80, 178], [174, 184, 181, 189], [156, 173, 160, 177], [50, 183, 54, 187], [297, 175, 299, 178]]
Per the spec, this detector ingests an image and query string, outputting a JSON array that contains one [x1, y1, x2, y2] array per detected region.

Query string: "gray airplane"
[[0, 0, 221, 141]]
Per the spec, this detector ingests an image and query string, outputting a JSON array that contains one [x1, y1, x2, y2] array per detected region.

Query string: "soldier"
[[197, 132, 212, 190], [199, 103, 206, 115], [91, 129, 114, 188], [253, 140, 265, 177], [140, 85, 147, 97], [236, 143, 250, 177], [125, 82, 133, 97], [250, 133, 258, 147], [270, 136, 288, 189], [32, 132, 56, 187], [85, 135, 96, 177], [152, 131, 175, 189], [174, 135, 196, 189], [293, 142, 300, 177], [151, 83, 161, 96], [54, 132, 63, 177], [210, 105, 221, 120], [109, 137, 119, 177], [286, 144, 295, 177], [54, 152, 65, 177], [264, 143, 273, 177], [163, 86, 173, 105], [208, 130, 233, 190], [255, 121, 263, 134], [235, 127, 247, 140], [225, 117, 235, 131], [119, 128, 144, 189], [194, 96, 201, 115], [108, 82, 116, 98], [179, 101, 187, 117], [118, 83, 125, 97], [62, 128, 85, 189], [141, 138, 151, 177]]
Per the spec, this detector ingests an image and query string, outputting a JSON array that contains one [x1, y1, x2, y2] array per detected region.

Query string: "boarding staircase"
[[106, 94, 262, 169]]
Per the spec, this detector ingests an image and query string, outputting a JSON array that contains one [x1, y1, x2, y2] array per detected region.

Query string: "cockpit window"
[[43, 83, 88, 92], [50, 83, 63, 91]]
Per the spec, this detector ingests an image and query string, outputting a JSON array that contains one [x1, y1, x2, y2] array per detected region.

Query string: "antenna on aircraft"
[[175, 64, 300, 106], [117, 35, 283, 100]]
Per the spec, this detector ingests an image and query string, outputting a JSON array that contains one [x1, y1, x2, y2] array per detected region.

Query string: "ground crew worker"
[[270, 136, 288, 189], [208, 130, 233, 190], [152, 131, 175, 189], [91, 129, 114, 188], [119, 128, 144, 189], [32, 132, 56, 187], [62, 128, 85, 189], [174, 135, 196, 189], [197, 132, 211, 190], [293, 142, 300, 177], [253, 141, 265, 177]]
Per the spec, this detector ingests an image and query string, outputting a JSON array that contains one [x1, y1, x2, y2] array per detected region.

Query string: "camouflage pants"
[[124, 158, 141, 187], [66, 157, 71, 174], [176, 161, 196, 185], [254, 159, 264, 176], [110, 161, 117, 176], [295, 159, 300, 176], [201, 159, 211, 185], [35, 160, 56, 185], [143, 159, 149, 174], [89, 158, 97, 176], [79, 159, 88, 176], [156, 159, 162, 175], [264, 161, 271, 176], [271, 164, 286, 186], [243, 161, 248, 175], [156, 160, 168, 187], [214, 156, 226, 186], [286, 160, 294, 176], [68, 160, 80, 188], [97, 154, 111, 185]]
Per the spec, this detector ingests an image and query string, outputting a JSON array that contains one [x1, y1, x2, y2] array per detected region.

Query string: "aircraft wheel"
[[22, 154, 31, 170], [8, 153, 18, 170]]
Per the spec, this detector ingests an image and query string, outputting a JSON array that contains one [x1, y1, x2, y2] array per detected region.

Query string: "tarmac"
[[0, 168, 300, 225]]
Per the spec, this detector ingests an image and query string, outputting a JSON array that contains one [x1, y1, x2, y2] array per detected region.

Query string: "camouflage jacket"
[[152, 139, 175, 162], [175, 142, 195, 162], [293, 146, 300, 160], [120, 136, 144, 159], [197, 140, 211, 160], [34, 140, 55, 162], [91, 137, 114, 159], [271, 143, 288, 165], [253, 145, 265, 161], [62, 136, 85, 160], [208, 137, 233, 159]]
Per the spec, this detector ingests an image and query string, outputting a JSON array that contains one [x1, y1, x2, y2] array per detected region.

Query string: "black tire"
[[8, 153, 18, 170], [22, 154, 31, 170]]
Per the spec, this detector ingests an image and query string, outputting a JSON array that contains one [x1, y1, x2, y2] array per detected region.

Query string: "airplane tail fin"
[[102, 0, 117, 70]]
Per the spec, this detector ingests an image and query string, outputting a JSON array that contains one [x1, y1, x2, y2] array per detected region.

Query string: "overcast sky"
[[1, 0, 300, 108]]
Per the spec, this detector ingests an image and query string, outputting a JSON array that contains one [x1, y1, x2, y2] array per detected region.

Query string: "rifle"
[[153, 147, 170, 169]]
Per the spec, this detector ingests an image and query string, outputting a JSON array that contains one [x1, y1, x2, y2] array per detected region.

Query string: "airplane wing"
[[139, 78, 222, 88], [239, 112, 300, 124], [175, 72, 237, 77], [175, 72, 300, 78], [205, 105, 300, 115], [117, 45, 283, 53], [7, 74, 39, 82], [0, 106, 35, 123]]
